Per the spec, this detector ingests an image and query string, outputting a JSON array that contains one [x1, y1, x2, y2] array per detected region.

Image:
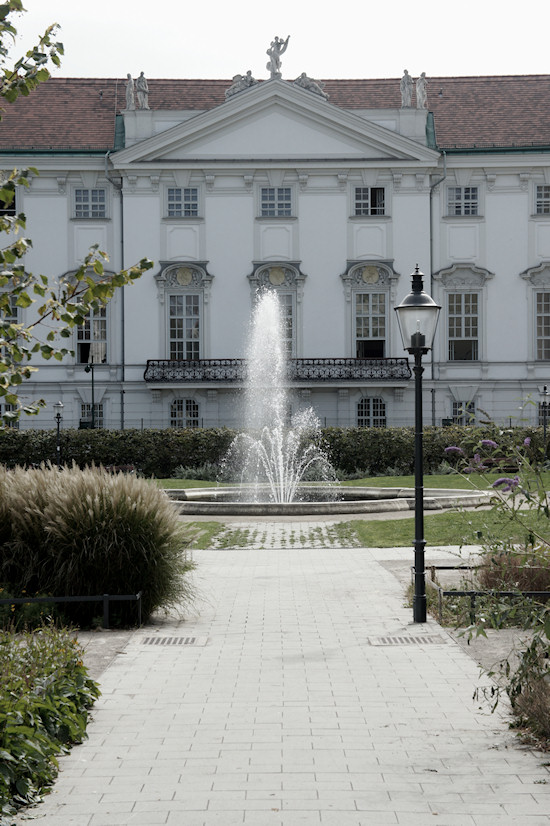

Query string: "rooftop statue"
[[416, 72, 428, 109], [400, 69, 413, 108], [294, 73, 329, 100], [136, 71, 149, 110], [225, 70, 258, 99], [125, 73, 135, 110], [266, 35, 290, 79]]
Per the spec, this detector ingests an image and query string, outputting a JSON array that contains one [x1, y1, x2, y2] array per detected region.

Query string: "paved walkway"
[[16, 527, 550, 826]]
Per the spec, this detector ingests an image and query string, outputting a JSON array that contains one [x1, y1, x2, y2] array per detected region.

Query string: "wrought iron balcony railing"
[[143, 357, 411, 383]]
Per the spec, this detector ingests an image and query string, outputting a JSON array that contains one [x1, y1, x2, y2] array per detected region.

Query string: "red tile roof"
[[1, 75, 549, 153]]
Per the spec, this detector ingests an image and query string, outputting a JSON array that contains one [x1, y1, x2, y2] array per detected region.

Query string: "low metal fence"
[[0, 591, 142, 629]]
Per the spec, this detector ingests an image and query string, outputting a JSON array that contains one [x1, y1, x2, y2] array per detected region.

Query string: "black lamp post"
[[395, 265, 440, 623], [54, 401, 64, 469], [85, 358, 95, 428]]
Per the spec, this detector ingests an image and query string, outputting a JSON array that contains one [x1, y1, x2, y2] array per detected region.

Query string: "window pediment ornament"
[[520, 261, 550, 287], [340, 261, 400, 302], [248, 262, 307, 301], [155, 261, 214, 304], [433, 263, 494, 288]]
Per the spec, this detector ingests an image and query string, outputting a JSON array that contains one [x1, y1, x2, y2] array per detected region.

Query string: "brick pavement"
[[15, 528, 550, 826]]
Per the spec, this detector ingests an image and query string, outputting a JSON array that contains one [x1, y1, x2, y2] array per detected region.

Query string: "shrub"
[[0, 625, 99, 818], [0, 465, 196, 626]]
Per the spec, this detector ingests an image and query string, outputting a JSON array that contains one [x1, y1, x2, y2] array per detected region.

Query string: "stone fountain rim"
[[167, 485, 491, 516]]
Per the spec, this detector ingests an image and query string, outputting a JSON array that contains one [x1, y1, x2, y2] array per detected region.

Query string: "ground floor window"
[[452, 400, 475, 425], [0, 403, 18, 427], [80, 402, 104, 429], [171, 398, 199, 428], [357, 397, 386, 427]]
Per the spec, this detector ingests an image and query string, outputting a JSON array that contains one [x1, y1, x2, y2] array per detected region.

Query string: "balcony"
[[143, 357, 411, 383]]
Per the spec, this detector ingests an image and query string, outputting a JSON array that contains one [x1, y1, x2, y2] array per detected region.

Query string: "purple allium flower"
[[481, 439, 498, 449], [445, 446, 465, 455]]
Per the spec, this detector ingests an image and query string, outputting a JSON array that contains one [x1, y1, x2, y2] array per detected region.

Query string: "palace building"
[[2, 65, 550, 430]]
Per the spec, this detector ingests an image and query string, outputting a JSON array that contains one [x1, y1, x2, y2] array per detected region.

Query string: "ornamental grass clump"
[[0, 465, 195, 626]]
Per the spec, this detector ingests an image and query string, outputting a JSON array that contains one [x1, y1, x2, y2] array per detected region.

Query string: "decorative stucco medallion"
[[362, 266, 379, 284], [269, 267, 286, 286], [176, 267, 193, 286]]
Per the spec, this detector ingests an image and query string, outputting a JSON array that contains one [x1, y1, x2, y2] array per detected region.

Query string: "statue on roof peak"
[[266, 35, 290, 79]]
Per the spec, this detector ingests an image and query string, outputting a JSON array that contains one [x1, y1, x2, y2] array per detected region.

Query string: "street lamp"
[[53, 401, 64, 469], [84, 358, 95, 428], [395, 265, 441, 623]]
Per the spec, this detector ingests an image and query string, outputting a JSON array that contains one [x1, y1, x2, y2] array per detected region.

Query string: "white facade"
[[4, 77, 550, 430]]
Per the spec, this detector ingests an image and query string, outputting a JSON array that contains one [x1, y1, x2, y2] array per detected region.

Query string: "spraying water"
[[225, 291, 336, 503]]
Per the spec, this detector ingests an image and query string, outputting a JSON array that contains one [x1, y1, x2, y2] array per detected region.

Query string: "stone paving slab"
[[14, 536, 550, 826]]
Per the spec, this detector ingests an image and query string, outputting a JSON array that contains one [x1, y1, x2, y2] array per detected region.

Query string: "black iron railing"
[[143, 357, 411, 383]]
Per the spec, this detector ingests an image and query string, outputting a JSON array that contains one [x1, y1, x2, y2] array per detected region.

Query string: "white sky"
[[10, 0, 549, 80]]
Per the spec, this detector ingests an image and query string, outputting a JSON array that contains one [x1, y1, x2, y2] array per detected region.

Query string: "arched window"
[[248, 263, 307, 357], [155, 262, 214, 360], [340, 262, 400, 358]]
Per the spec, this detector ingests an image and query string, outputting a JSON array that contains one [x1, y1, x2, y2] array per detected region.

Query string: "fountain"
[[169, 291, 490, 516]]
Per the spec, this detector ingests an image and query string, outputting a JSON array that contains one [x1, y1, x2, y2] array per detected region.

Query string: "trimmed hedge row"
[[0, 424, 543, 478]]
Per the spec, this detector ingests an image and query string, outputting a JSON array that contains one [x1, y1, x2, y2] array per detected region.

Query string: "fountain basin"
[[167, 486, 491, 517]]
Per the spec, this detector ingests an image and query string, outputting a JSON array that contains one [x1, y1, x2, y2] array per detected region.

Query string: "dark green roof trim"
[[439, 144, 550, 154], [0, 148, 114, 155], [114, 114, 125, 151]]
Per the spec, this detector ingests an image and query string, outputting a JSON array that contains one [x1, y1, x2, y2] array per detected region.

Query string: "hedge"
[[0, 424, 544, 478]]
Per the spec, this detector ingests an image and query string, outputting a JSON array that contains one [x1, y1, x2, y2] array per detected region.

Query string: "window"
[[77, 307, 107, 363], [355, 293, 386, 358], [0, 403, 18, 427], [536, 292, 550, 359], [80, 402, 104, 429], [279, 293, 295, 356], [260, 187, 292, 217], [169, 294, 200, 360], [452, 400, 475, 425], [357, 397, 386, 427], [171, 398, 199, 428], [447, 186, 478, 216], [354, 187, 385, 216], [536, 185, 550, 215], [448, 293, 478, 360], [74, 188, 106, 218], [538, 400, 550, 426], [0, 190, 16, 216], [167, 187, 199, 217]]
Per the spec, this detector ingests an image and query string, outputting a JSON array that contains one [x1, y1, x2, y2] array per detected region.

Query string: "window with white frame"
[[448, 292, 479, 360], [447, 186, 478, 216], [536, 292, 550, 359], [355, 292, 386, 357], [538, 400, 550, 426], [536, 185, 550, 215], [167, 187, 199, 217], [77, 306, 107, 364], [247, 264, 306, 358], [170, 398, 199, 428], [80, 402, 104, 428], [0, 403, 19, 427], [452, 400, 475, 425], [169, 294, 201, 360], [74, 188, 106, 218], [357, 397, 386, 427], [354, 187, 385, 216], [279, 293, 295, 356], [260, 187, 292, 217]]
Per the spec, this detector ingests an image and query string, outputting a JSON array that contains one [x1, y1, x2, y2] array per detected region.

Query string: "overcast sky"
[[11, 0, 548, 81]]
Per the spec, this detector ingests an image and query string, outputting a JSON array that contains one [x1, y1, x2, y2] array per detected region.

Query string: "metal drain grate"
[[368, 635, 446, 646], [142, 636, 209, 646]]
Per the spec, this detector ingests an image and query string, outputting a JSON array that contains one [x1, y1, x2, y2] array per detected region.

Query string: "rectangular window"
[[167, 187, 199, 217], [279, 293, 295, 356], [260, 187, 292, 217], [0, 403, 19, 428], [452, 400, 475, 425], [80, 402, 104, 429], [536, 292, 550, 359], [354, 187, 385, 216], [448, 292, 478, 360], [74, 188, 106, 218], [171, 398, 199, 428], [536, 185, 550, 215], [357, 397, 386, 428], [77, 307, 107, 363], [169, 294, 200, 360], [447, 186, 478, 216], [355, 292, 386, 358]]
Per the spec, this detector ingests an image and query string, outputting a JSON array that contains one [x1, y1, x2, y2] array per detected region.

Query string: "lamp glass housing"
[[395, 275, 440, 352]]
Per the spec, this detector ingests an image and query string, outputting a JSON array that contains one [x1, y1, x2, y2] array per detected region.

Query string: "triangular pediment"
[[113, 80, 439, 166]]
